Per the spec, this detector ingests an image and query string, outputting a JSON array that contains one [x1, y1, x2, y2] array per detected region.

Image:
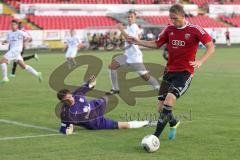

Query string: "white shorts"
[[65, 48, 78, 58], [113, 54, 148, 75], [3, 49, 23, 62]]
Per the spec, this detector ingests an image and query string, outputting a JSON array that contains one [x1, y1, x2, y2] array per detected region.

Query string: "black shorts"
[[158, 71, 193, 101]]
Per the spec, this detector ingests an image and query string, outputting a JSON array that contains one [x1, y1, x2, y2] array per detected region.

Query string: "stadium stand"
[[142, 15, 227, 27], [1, 0, 236, 30], [0, 15, 14, 30], [27, 15, 119, 29], [4, 0, 177, 10], [186, 16, 227, 27], [142, 16, 171, 25], [0, 15, 30, 30], [190, 0, 218, 7], [190, 0, 240, 7], [220, 15, 240, 27], [135, 0, 176, 4], [224, 0, 240, 4]]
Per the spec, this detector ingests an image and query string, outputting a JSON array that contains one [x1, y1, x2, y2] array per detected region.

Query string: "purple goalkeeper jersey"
[[59, 83, 118, 133]]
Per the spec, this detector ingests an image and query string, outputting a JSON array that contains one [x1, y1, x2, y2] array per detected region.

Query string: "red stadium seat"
[[26, 15, 119, 29], [189, 0, 240, 7], [0, 15, 31, 30], [220, 15, 240, 27], [142, 15, 227, 27], [3, 0, 180, 10]]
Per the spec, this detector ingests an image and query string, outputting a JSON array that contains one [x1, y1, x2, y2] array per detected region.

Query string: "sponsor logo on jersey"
[[83, 105, 90, 113], [10, 35, 18, 41], [172, 40, 185, 46], [79, 98, 84, 103], [170, 32, 174, 36], [185, 33, 191, 40]]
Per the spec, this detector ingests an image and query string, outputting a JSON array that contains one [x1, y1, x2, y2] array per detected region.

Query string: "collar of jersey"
[[175, 21, 189, 30], [128, 23, 135, 27]]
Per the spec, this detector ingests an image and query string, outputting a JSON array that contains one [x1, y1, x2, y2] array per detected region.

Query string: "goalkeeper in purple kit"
[[57, 75, 152, 135]]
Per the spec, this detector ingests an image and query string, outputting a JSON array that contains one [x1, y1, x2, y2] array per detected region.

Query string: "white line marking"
[[0, 119, 58, 133], [0, 133, 62, 141]]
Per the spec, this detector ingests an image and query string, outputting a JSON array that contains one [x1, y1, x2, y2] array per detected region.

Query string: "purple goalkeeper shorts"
[[79, 116, 119, 130], [78, 98, 119, 130]]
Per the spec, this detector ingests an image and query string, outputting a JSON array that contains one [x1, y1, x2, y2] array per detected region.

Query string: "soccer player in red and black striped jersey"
[[128, 4, 215, 140]]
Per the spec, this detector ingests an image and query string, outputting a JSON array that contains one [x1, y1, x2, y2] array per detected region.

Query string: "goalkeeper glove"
[[66, 124, 74, 135], [88, 75, 96, 88]]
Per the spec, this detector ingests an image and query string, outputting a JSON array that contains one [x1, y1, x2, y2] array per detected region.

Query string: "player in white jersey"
[[64, 29, 82, 69], [0, 20, 42, 84], [106, 10, 160, 95], [10, 21, 39, 77]]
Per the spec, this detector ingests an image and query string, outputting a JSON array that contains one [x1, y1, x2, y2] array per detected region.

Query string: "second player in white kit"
[[0, 20, 42, 84], [124, 23, 143, 64], [106, 10, 160, 95], [64, 29, 82, 69]]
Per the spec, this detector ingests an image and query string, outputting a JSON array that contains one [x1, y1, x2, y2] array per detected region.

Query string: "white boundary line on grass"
[[0, 119, 64, 141], [0, 119, 59, 132], [0, 133, 62, 141]]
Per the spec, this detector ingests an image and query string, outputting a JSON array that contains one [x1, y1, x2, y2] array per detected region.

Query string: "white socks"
[[1, 64, 39, 80], [128, 120, 149, 128], [109, 69, 119, 90], [67, 59, 76, 69], [148, 76, 160, 90], [1, 63, 8, 80], [25, 65, 39, 77]]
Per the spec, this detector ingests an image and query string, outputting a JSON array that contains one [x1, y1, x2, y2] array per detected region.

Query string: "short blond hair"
[[169, 4, 185, 17]]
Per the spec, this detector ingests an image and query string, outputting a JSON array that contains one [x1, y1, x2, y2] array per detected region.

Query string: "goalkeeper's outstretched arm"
[[73, 75, 96, 95]]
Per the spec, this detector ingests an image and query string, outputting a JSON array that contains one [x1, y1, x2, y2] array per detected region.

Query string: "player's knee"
[[0, 58, 7, 64], [118, 122, 129, 129], [18, 62, 26, 69], [164, 93, 177, 106], [109, 61, 119, 70], [141, 73, 150, 81], [19, 65, 25, 69], [108, 64, 113, 69]]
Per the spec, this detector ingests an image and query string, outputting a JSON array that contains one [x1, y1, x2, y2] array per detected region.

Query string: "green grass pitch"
[[0, 48, 239, 160]]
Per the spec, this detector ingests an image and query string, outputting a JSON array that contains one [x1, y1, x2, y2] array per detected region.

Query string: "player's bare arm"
[[190, 41, 215, 68], [63, 42, 68, 52], [116, 21, 143, 43], [77, 43, 84, 50], [28, 37, 33, 43], [23, 37, 32, 48], [116, 23, 129, 39], [23, 37, 32, 43], [127, 37, 158, 48]]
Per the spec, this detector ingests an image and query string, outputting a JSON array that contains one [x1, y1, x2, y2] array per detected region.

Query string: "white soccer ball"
[[141, 135, 160, 153]]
